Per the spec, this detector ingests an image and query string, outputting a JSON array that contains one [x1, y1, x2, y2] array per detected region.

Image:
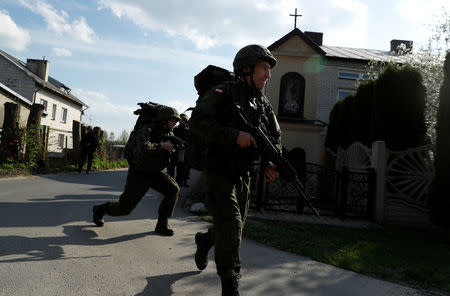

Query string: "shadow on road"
[[135, 271, 201, 296], [38, 169, 129, 191], [0, 225, 153, 263]]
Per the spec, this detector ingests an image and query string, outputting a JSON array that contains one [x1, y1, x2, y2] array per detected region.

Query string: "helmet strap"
[[247, 66, 256, 90]]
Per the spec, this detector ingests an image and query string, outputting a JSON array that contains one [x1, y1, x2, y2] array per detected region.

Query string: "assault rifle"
[[235, 105, 320, 216], [165, 135, 187, 151]]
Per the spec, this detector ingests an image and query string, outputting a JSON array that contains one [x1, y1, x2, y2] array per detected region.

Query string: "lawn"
[[242, 217, 450, 293]]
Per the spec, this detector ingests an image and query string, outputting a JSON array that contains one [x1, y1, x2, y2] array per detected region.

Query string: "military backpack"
[[185, 65, 236, 170], [124, 101, 165, 164]]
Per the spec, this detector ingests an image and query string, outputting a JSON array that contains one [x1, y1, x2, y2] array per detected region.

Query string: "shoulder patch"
[[214, 88, 223, 94]]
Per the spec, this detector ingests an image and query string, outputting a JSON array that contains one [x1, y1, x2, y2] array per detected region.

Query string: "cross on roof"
[[290, 8, 302, 29]]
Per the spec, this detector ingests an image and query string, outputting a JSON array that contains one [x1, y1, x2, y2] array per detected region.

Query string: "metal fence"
[[250, 161, 375, 219]]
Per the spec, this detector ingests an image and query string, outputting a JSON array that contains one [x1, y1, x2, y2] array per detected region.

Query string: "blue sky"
[[0, 0, 449, 137]]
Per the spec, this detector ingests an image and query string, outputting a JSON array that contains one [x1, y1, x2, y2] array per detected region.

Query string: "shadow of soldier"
[[0, 225, 153, 263], [135, 271, 201, 296]]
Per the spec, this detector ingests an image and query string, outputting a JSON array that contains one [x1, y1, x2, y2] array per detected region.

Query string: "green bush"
[[372, 64, 427, 150], [430, 52, 450, 228], [326, 64, 427, 151]]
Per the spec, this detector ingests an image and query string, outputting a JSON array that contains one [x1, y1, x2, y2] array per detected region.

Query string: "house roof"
[[268, 28, 326, 55], [0, 49, 87, 107], [320, 45, 406, 63], [0, 81, 32, 106], [268, 28, 406, 64]]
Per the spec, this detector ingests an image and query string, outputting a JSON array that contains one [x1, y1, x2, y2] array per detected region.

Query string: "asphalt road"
[[0, 169, 427, 296]]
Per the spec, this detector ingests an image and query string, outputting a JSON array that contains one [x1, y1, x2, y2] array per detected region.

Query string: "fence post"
[[255, 160, 267, 211], [372, 141, 386, 224], [367, 167, 376, 221], [338, 166, 348, 218]]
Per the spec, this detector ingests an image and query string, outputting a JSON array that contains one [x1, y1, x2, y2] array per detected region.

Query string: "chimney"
[[26, 58, 50, 82], [390, 39, 413, 54], [305, 31, 323, 46]]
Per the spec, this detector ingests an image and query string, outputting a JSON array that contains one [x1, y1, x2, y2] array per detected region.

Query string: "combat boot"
[[155, 217, 174, 236], [221, 274, 240, 296], [92, 204, 106, 227], [195, 232, 213, 270]]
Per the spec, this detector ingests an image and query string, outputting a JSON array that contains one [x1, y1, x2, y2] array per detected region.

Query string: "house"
[[0, 49, 87, 152], [264, 28, 408, 163]]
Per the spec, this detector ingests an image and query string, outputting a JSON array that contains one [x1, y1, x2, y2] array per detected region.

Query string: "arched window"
[[279, 72, 305, 118]]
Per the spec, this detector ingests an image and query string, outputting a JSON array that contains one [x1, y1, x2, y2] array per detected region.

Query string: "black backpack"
[[185, 65, 236, 170], [124, 101, 165, 163]]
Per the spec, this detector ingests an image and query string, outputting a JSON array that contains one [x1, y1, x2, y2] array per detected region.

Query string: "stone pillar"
[[372, 141, 386, 224], [26, 103, 45, 163], [72, 120, 81, 150], [0, 102, 21, 162]]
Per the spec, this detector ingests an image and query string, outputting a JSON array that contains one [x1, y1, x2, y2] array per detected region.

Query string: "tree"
[[372, 64, 426, 150], [364, 12, 449, 144], [429, 51, 450, 228], [117, 130, 129, 144], [108, 131, 115, 143], [325, 65, 426, 151]]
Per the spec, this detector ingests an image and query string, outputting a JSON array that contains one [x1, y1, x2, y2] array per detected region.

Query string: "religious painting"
[[278, 72, 305, 118]]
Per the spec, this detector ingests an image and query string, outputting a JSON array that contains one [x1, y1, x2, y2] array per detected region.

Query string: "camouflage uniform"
[[78, 127, 99, 174], [92, 107, 181, 236], [190, 79, 281, 277]]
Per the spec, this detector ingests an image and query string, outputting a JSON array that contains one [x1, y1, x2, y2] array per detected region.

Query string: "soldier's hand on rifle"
[[160, 141, 175, 152], [237, 131, 257, 148], [264, 164, 279, 183]]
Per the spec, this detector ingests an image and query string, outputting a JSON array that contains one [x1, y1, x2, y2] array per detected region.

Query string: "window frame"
[[51, 104, 57, 120], [61, 107, 67, 123], [58, 134, 65, 148], [337, 88, 356, 100], [338, 71, 370, 80]]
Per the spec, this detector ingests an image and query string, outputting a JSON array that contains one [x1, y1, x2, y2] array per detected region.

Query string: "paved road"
[[0, 169, 427, 296]]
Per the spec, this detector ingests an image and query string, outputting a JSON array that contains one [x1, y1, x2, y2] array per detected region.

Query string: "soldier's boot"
[[221, 274, 240, 296], [92, 204, 106, 227], [155, 217, 174, 236], [195, 232, 213, 270]]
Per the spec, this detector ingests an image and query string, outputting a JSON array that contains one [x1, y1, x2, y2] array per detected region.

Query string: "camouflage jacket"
[[190, 79, 281, 175], [127, 122, 173, 172]]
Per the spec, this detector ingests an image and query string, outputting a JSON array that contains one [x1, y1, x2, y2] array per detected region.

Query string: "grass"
[[242, 217, 450, 293], [0, 157, 128, 178]]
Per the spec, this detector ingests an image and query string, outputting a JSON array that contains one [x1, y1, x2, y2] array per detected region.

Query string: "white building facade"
[[0, 49, 87, 152]]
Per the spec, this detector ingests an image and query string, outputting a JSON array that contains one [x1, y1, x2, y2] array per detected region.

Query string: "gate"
[[250, 160, 375, 219]]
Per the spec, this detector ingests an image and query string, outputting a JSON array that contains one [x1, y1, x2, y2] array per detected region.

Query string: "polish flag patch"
[[214, 88, 223, 94]]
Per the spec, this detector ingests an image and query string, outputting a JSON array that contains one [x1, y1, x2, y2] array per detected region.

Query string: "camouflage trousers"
[[104, 167, 180, 219], [203, 169, 251, 277]]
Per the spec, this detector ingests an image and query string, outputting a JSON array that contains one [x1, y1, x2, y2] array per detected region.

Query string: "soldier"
[[91, 107, 181, 236], [189, 45, 281, 295], [78, 126, 99, 174]]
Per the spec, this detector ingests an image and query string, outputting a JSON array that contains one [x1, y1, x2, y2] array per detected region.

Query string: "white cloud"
[[317, 0, 368, 47], [97, 0, 301, 50], [0, 10, 31, 51], [395, 0, 450, 49], [52, 47, 72, 56], [35, 33, 229, 68], [95, 0, 375, 49], [73, 88, 193, 135], [73, 88, 136, 134], [18, 0, 96, 44]]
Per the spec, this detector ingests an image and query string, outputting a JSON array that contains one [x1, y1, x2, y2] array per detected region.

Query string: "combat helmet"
[[155, 106, 181, 122], [180, 113, 189, 121], [233, 44, 277, 74]]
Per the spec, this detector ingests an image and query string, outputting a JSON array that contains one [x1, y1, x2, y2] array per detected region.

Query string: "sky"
[[0, 0, 449, 137]]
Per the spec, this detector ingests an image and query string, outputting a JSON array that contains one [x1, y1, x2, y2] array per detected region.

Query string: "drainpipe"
[[81, 105, 89, 122]]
